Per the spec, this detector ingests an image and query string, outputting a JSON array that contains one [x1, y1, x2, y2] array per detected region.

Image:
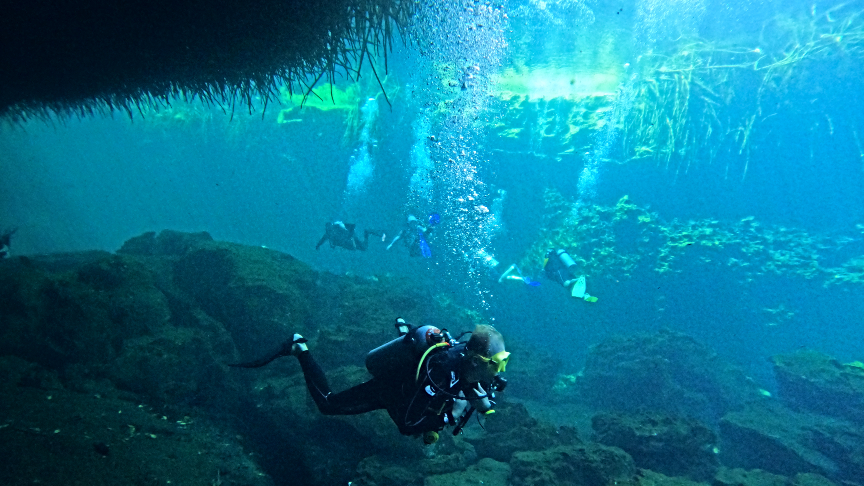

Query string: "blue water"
[[2, 0, 864, 387]]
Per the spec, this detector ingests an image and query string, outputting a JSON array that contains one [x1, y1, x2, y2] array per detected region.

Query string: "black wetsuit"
[[297, 343, 477, 436], [544, 249, 572, 285], [316, 222, 371, 251]]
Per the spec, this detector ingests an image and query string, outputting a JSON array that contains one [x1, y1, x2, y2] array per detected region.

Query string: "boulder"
[[424, 458, 511, 486], [0, 357, 270, 486], [0, 252, 171, 369], [462, 401, 581, 463], [713, 467, 790, 486], [719, 402, 864, 483], [592, 411, 719, 480], [772, 351, 864, 425], [117, 229, 213, 257], [172, 241, 315, 356], [510, 443, 637, 486], [574, 329, 767, 423]]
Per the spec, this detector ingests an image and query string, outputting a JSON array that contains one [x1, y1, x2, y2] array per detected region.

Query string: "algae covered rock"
[[592, 411, 719, 481], [424, 458, 511, 486], [173, 241, 315, 356], [510, 443, 636, 486], [574, 329, 766, 422], [0, 252, 171, 368], [462, 401, 580, 463], [0, 357, 271, 486], [719, 402, 864, 483], [117, 229, 214, 257], [712, 467, 791, 486], [772, 350, 864, 425]]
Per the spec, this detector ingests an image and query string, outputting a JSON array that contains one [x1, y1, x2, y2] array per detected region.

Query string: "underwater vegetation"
[[622, 2, 864, 180], [0, 0, 413, 121], [521, 189, 864, 287]]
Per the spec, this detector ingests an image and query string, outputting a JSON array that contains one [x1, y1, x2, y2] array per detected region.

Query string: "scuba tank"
[[365, 318, 448, 380], [554, 248, 577, 270]]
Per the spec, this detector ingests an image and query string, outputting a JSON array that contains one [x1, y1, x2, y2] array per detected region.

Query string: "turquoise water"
[[2, 0, 863, 417]]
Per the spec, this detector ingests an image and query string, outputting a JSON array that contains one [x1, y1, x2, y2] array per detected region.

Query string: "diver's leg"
[[296, 352, 389, 415], [386, 230, 405, 250], [354, 233, 369, 251]]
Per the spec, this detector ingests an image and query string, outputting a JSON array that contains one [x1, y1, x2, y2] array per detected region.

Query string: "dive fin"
[[228, 336, 308, 368], [571, 276, 598, 302], [571, 276, 587, 298]]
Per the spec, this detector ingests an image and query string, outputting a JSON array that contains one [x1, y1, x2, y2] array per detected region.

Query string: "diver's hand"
[[472, 383, 492, 413], [451, 397, 469, 422]]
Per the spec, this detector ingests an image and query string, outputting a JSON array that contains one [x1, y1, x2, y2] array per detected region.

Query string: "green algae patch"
[[522, 188, 864, 287]]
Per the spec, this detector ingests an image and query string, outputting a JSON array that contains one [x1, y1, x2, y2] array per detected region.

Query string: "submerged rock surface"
[[1, 230, 861, 486]]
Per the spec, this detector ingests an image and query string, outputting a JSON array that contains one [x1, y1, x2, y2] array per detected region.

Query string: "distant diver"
[[475, 248, 540, 287], [229, 319, 509, 445], [315, 221, 383, 251], [386, 214, 438, 258], [0, 228, 17, 259], [544, 248, 598, 302]]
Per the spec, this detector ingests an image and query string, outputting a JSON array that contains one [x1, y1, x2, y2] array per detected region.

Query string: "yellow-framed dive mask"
[[476, 351, 510, 373]]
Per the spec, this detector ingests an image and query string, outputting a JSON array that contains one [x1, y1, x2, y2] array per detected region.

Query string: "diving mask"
[[476, 350, 510, 373]]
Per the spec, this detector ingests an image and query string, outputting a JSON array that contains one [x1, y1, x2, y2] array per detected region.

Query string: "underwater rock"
[[350, 441, 482, 486], [712, 467, 791, 486], [108, 320, 240, 409], [509, 443, 636, 486], [173, 241, 315, 357], [461, 401, 581, 463], [592, 411, 719, 481], [118, 229, 213, 257], [424, 458, 511, 486], [0, 230, 515, 486], [352, 455, 424, 486], [0, 252, 172, 369], [771, 350, 864, 425], [619, 468, 708, 486], [573, 329, 766, 423], [719, 402, 864, 483], [0, 357, 271, 486], [710, 468, 839, 486]]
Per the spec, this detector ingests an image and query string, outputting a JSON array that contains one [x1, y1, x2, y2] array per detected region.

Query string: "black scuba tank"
[[366, 322, 445, 379]]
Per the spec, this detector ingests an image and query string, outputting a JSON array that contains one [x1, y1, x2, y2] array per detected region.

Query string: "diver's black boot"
[[288, 334, 308, 356], [229, 335, 308, 368]]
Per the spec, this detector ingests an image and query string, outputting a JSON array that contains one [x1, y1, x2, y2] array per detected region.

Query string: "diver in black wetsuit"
[[315, 221, 382, 251], [386, 214, 435, 257], [231, 322, 509, 444], [544, 248, 598, 302], [0, 228, 16, 259]]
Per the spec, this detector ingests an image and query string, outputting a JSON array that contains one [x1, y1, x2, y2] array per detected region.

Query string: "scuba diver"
[[0, 228, 16, 259], [315, 221, 383, 251], [230, 320, 509, 445], [474, 248, 539, 287], [544, 248, 598, 302], [386, 214, 438, 258]]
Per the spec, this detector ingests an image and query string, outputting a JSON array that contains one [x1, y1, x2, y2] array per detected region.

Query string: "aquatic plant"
[[0, 0, 415, 121], [521, 189, 864, 287], [621, 3, 864, 180]]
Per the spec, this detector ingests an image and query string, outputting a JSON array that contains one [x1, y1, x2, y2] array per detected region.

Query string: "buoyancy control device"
[[365, 318, 452, 381]]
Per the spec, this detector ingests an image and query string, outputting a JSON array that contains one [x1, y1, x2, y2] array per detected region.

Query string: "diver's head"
[[462, 324, 509, 383]]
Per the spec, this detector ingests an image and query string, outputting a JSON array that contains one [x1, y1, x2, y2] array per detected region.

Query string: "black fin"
[[228, 336, 307, 368]]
